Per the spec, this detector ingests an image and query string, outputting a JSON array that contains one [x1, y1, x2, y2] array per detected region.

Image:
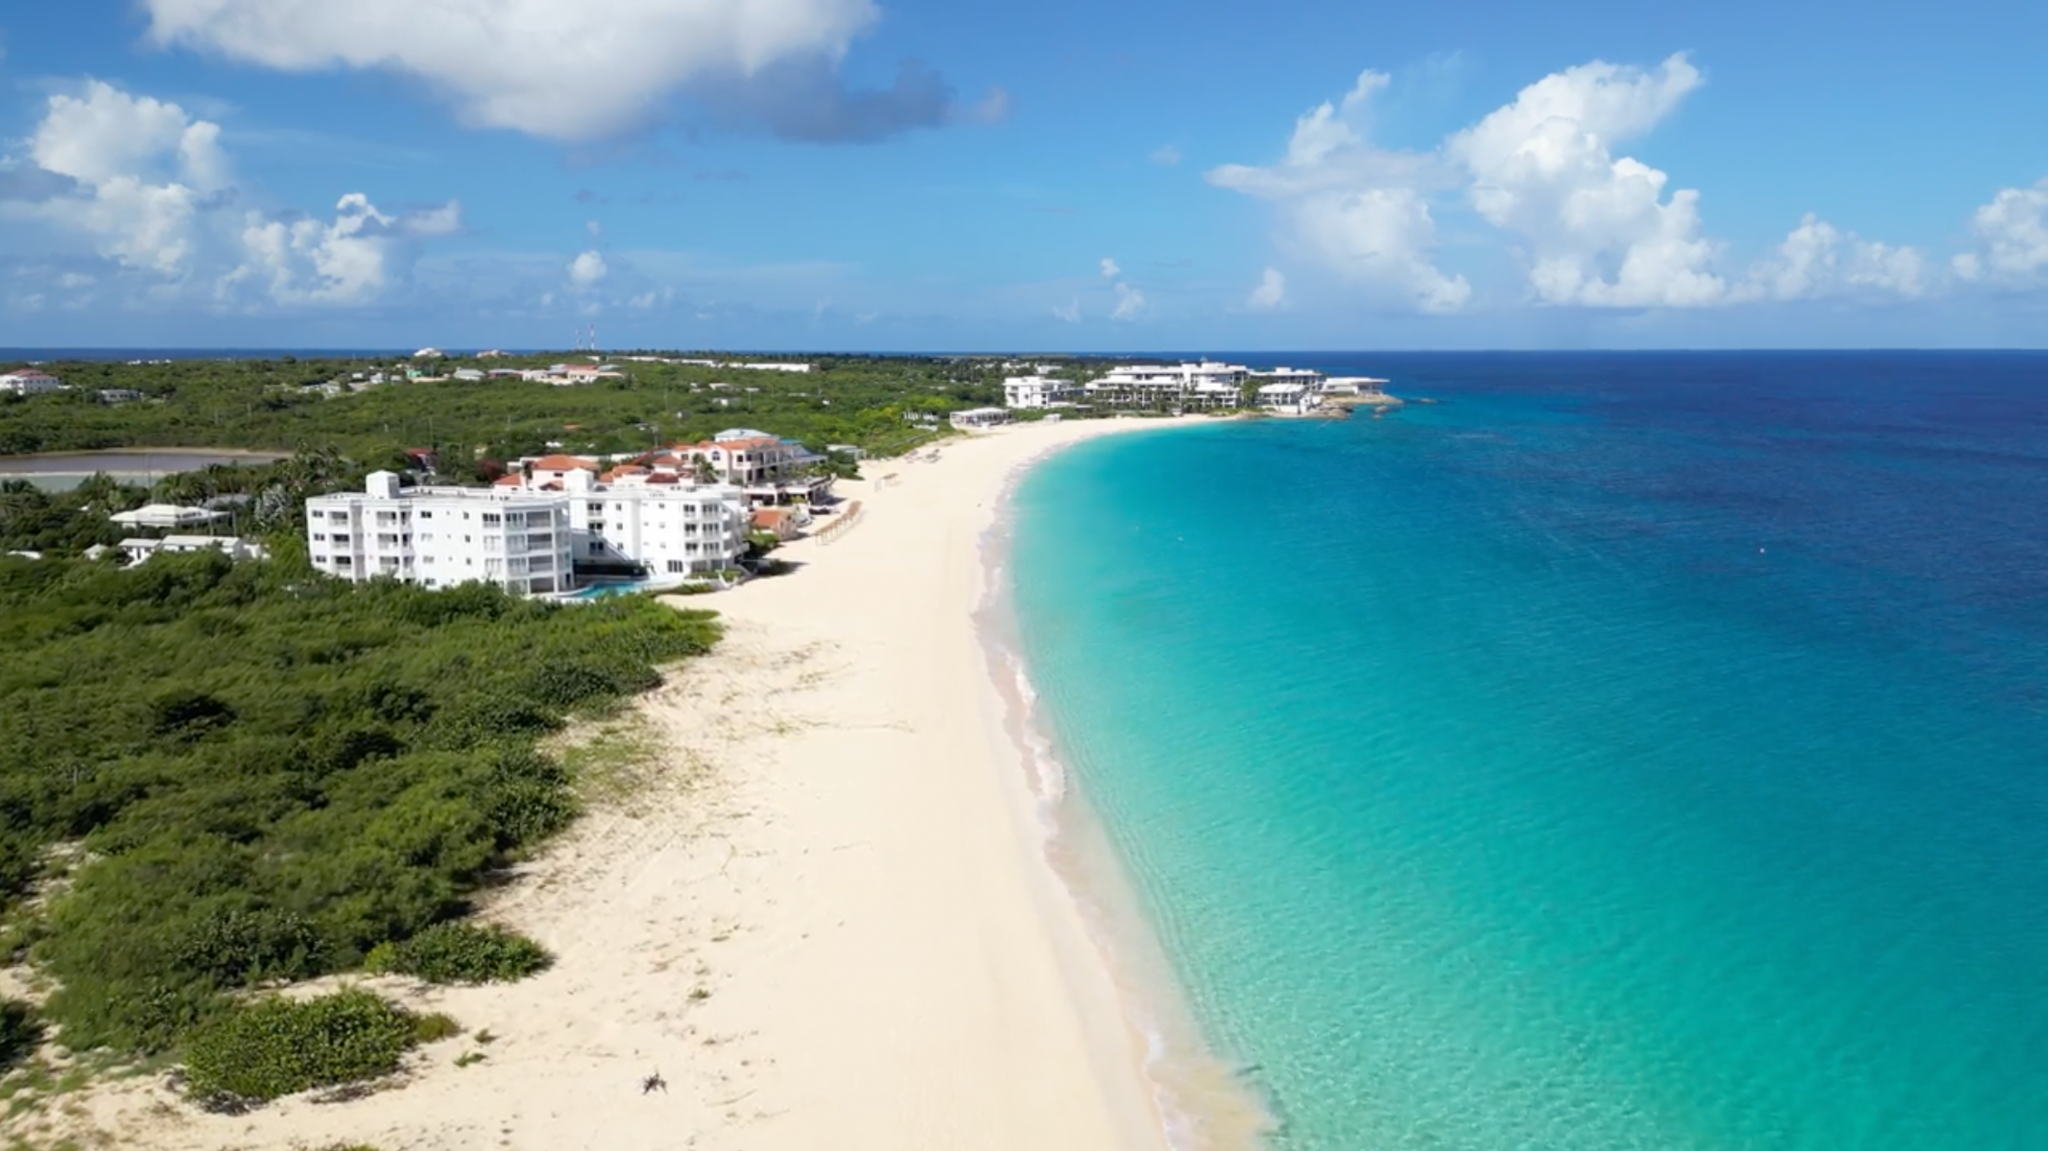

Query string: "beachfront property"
[[950, 407, 1012, 429], [97, 388, 147, 404], [1322, 376, 1392, 398], [0, 369, 63, 396], [1256, 382, 1324, 415], [308, 472, 576, 595], [1003, 375, 1078, 409], [1083, 361, 1250, 409], [1252, 367, 1327, 392]]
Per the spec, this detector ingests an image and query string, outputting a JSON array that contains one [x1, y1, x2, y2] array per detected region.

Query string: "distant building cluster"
[[999, 361, 1391, 417]]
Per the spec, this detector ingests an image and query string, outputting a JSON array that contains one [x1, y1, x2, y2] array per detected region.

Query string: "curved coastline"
[[974, 422, 1277, 1151], [40, 415, 1262, 1151]]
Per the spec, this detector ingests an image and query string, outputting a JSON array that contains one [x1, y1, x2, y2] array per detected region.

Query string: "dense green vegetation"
[[180, 989, 446, 1106], [0, 352, 1062, 464], [0, 550, 718, 1064], [366, 922, 551, 984], [0, 1001, 39, 1072]]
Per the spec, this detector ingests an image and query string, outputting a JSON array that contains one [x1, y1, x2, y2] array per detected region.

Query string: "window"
[[667, 560, 686, 573], [425, 579, 438, 587], [482, 513, 502, 525], [587, 502, 603, 515], [312, 533, 326, 542], [333, 534, 350, 545], [588, 542, 603, 555], [336, 556, 352, 567], [419, 510, 433, 519]]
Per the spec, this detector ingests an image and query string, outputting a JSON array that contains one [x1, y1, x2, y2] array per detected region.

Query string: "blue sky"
[[1, 0, 2045, 350]]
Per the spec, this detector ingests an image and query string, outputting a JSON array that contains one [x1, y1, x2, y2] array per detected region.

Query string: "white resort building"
[[1003, 375, 1077, 409], [1322, 376, 1392, 397], [1084, 362, 1249, 409], [1251, 367, 1327, 391], [1256, 382, 1323, 415]]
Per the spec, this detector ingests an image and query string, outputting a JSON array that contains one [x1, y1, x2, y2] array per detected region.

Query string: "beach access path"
[[55, 416, 1224, 1151]]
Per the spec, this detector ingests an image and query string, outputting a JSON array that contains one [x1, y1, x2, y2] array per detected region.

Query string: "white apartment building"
[[555, 468, 751, 578], [1085, 361, 1249, 409], [307, 472, 574, 596], [1003, 375, 1077, 409]]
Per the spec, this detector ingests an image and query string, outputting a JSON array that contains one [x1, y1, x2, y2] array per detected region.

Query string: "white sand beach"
[[42, 415, 1262, 1151]]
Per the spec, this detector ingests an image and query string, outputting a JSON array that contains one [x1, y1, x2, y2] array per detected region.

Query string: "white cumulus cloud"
[[2, 79, 460, 308], [1211, 53, 1938, 313], [1207, 70, 1470, 313], [140, 0, 974, 143], [1952, 178, 2048, 283], [1099, 257, 1121, 278], [1246, 267, 1286, 311], [569, 250, 609, 289], [226, 193, 409, 305], [1447, 54, 1731, 307], [1748, 213, 1926, 300], [17, 81, 231, 277], [1052, 297, 1080, 323], [1111, 281, 1146, 320]]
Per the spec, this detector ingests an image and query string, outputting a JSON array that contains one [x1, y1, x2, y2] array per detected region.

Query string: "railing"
[[813, 500, 864, 546]]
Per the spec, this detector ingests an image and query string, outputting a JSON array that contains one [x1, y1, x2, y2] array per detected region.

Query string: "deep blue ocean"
[[1007, 353, 2048, 1151]]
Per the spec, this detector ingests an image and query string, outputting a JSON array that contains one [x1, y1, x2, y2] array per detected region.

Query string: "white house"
[[111, 504, 229, 531], [950, 407, 1011, 429], [1256, 382, 1322, 415], [0, 369, 62, 396], [1003, 375, 1076, 409], [118, 535, 269, 564], [1085, 362, 1249, 409], [307, 472, 575, 596]]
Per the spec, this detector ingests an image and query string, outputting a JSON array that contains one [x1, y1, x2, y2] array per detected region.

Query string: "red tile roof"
[[529, 454, 597, 471]]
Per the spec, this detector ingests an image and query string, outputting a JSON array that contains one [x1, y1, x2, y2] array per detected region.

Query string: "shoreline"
[[34, 415, 1260, 1151]]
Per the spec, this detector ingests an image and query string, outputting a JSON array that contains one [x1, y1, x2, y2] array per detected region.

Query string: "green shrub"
[[1, 999, 43, 1071], [371, 922, 551, 984], [410, 1012, 461, 1044], [181, 989, 419, 1105]]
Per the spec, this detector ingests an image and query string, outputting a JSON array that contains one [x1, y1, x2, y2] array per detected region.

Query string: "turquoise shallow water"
[[1007, 354, 2048, 1151]]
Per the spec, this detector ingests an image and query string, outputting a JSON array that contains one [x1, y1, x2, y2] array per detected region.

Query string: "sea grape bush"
[[180, 989, 429, 1105], [367, 922, 552, 984]]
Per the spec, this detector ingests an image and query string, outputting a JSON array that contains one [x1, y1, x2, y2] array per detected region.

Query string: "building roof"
[[751, 508, 792, 527], [110, 503, 228, 528], [528, 454, 598, 472]]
